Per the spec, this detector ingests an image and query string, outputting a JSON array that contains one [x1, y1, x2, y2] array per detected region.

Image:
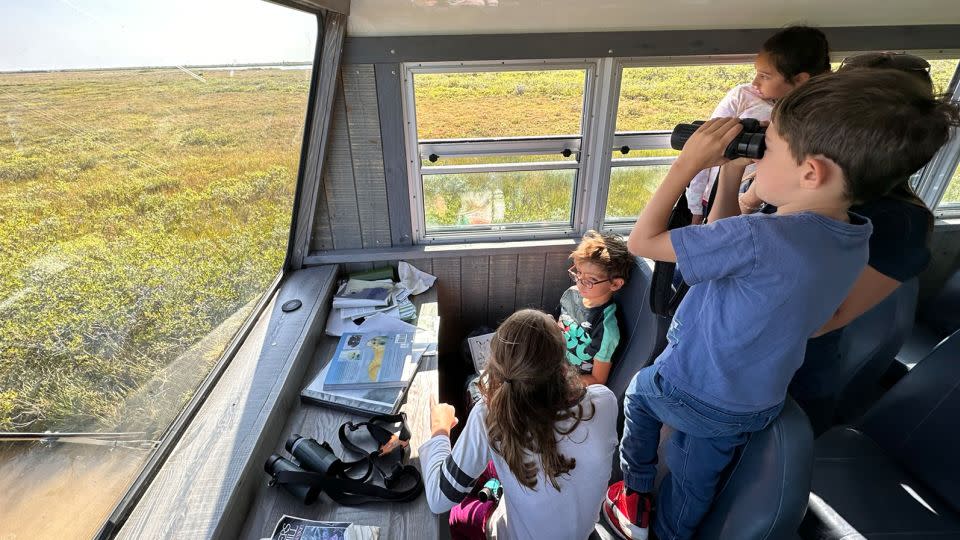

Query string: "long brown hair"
[[477, 309, 592, 490]]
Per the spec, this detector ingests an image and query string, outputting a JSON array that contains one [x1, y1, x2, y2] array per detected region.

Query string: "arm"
[[738, 176, 764, 214], [420, 403, 490, 514], [580, 361, 612, 386], [628, 118, 744, 262], [707, 160, 751, 223], [685, 88, 744, 222], [812, 266, 901, 337]]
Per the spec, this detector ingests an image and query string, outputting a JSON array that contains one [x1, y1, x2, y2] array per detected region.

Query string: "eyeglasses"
[[567, 266, 611, 290], [838, 52, 931, 74]]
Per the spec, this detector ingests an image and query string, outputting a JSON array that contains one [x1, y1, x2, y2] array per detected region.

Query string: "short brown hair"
[[478, 309, 591, 490], [570, 230, 632, 281], [772, 69, 960, 203]]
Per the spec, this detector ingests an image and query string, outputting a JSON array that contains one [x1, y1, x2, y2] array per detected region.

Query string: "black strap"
[[274, 465, 424, 505], [271, 413, 422, 505], [649, 170, 722, 318]]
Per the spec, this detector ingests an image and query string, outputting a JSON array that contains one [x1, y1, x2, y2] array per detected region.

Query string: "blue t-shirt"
[[657, 212, 872, 412]]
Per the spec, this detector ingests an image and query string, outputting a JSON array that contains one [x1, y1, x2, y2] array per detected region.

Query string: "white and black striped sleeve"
[[419, 404, 493, 514]]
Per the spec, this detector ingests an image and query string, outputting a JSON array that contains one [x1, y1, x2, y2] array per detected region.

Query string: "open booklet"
[[263, 515, 379, 540], [303, 306, 439, 415]]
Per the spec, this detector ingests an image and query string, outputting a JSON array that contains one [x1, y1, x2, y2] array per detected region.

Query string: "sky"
[[0, 0, 319, 72]]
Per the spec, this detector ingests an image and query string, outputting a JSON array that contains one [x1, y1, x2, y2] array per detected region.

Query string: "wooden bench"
[[239, 288, 441, 540]]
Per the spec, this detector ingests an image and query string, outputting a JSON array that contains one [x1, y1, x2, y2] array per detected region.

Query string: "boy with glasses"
[[557, 230, 633, 386]]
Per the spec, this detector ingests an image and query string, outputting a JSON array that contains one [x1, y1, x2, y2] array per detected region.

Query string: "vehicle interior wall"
[[308, 33, 960, 351]]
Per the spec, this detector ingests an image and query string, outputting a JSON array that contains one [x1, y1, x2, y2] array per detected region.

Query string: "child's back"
[[664, 211, 870, 411], [426, 385, 617, 539]]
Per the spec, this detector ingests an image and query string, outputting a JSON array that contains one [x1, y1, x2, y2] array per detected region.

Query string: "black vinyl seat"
[[800, 330, 960, 540], [793, 278, 919, 432]]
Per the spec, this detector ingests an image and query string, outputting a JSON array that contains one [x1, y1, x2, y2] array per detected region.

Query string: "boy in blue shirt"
[[603, 69, 959, 540]]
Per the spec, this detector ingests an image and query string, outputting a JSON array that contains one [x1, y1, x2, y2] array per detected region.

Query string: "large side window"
[[0, 1, 316, 536], [405, 64, 592, 242], [605, 61, 754, 226]]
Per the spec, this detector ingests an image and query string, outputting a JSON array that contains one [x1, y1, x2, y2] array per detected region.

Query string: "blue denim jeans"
[[620, 364, 783, 540]]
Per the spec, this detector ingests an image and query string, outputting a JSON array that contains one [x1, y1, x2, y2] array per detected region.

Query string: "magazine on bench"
[[263, 514, 379, 540]]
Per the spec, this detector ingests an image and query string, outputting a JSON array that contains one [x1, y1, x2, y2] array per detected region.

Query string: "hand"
[[675, 118, 744, 172], [430, 399, 458, 438], [690, 213, 704, 225]]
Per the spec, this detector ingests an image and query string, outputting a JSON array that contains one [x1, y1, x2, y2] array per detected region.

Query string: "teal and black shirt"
[[557, 286, 621, 375]]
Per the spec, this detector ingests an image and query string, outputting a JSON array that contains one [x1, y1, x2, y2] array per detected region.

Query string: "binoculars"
[[671, 118, 766, 160], [264, 434, 344, 505]]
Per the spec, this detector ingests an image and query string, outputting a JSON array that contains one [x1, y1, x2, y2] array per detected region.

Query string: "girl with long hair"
[[421, 309, 618, 540]]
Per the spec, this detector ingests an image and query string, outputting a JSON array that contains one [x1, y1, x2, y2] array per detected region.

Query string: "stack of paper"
[[325, 279, 418, 337]]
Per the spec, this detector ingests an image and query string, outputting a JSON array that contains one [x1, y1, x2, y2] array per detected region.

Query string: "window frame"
[[601, 55, 755, 232], [915, 55, 960, 217], [401, 59, 602, 244]]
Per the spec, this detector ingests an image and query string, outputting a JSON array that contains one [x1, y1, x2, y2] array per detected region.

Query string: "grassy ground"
[[0, 68, 310, 433]]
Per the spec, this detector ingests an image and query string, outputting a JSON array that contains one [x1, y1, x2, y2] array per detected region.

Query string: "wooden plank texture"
[[238, 293, 441, 540], [311, 189, 335, 251], [431, 257, 461, 354], [460, 256, 490, 331], [324, 73, 364, 250], [514, 253, 546, 310], [117, 266, 338, 540], [487, 254, 517, 326], [542, 252, 573, 315], [291, 12, 345, 269], [342, 64, 392, 249], [375, 63, 414, 247]]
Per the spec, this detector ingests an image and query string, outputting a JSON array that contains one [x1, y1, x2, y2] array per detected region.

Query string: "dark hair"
[[773, 69, 960, 204], [478, 309, 591, 490], [838, 52, 933, 92], [762, 26, 831, 82], [839, 52, 935, 228], [570, 230, 632, 282]]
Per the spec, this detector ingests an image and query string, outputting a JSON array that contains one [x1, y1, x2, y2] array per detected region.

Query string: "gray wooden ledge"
[[117, 265, 339, 540]]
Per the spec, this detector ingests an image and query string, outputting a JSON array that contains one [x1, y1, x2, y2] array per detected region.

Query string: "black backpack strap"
[[650, 169, 723, 318], [273, 466, 424, 505], [339, 412, 411, 459]]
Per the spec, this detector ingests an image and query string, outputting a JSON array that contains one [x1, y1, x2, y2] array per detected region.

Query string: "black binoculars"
[[671, 118, 766, 160], [264, 434, 343, 505]]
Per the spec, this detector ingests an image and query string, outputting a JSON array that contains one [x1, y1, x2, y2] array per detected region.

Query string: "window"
[[605, 61, 753, 226], [0, 1, 317, 536], [406, 64, 593, 241]]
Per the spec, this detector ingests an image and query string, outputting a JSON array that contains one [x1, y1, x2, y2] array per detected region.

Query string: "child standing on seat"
[[685, 25, 831, 224], [603, 70, 959, 540], [559, 230, 632, 386], [423, 309, 619, 540]]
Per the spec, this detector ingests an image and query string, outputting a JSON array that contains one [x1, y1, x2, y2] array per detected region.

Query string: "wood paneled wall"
[[312, 64, 392, 251]]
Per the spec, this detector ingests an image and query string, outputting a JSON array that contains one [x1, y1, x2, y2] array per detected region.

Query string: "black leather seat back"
[[835, 277, 919, 420], [858, 330, 960, 511], [920, 268, 960, 336], [696, 398, 814, 540], [607, 256, 662, 403]]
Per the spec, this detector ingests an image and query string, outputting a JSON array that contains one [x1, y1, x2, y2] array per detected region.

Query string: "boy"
[[603, 69, 959, 540], [558, 230, 632, 386]]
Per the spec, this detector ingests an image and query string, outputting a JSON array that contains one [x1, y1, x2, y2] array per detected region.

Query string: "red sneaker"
[[602, 481, 652, 540]]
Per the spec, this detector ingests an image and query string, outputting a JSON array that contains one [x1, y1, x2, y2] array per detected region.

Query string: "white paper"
[[467, 332, 495, 373], [356, 312, 418, 333], [398, 261, 437, 295]]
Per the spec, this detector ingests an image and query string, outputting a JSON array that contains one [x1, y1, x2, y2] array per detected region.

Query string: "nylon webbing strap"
[[650, 171, 722, 317]]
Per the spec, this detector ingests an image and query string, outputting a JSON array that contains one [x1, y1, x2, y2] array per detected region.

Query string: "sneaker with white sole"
[[602, 480, 652, 540]]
